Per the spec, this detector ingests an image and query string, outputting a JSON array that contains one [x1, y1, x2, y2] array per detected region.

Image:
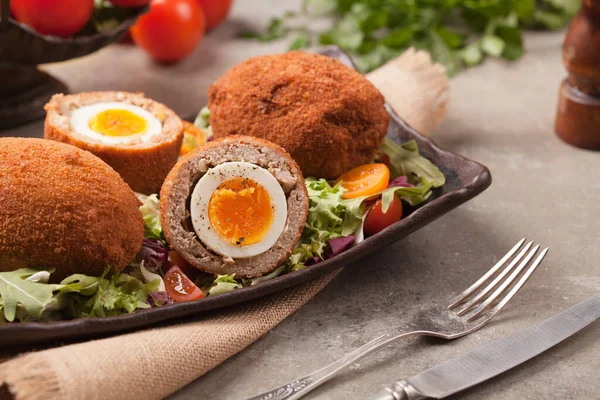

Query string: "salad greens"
[[241, 0, 579, 74], [380, 138, 446, 188], [0, 268, 158, 323], [139, 194, 164, 240], [0, 108, 446, 322]]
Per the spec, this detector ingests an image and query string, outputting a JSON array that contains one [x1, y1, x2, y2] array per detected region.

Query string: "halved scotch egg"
[[160, 136, 309, 278], [44, 92, 184, 194]]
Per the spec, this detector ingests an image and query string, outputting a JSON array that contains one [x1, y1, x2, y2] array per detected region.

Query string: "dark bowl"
[[0, 46, 492, 346], [0, 0, 146, 64]]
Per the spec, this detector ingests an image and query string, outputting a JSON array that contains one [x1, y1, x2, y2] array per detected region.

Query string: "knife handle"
[[362, 380, 426, 400]]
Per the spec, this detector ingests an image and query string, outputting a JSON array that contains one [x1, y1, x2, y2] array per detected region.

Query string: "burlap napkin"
[[0, 48, 448, 400]]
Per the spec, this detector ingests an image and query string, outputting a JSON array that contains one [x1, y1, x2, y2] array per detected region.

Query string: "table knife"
[[364, 292, 600, 400]]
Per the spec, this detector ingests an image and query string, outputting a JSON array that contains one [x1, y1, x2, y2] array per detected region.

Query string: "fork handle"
[[245, 329, 418, 400]]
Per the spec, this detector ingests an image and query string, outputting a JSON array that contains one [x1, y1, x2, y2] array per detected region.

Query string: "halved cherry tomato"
[[131, 0, 205, 63], [164, 265, 205, 302], [335, 163, 390, 199], [363, 195, 403, 236], [162, 250, 200, 280]]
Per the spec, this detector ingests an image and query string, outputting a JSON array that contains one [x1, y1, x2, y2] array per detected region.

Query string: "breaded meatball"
[[0, 138, 144, 280], [44, 91, 184, 195], [160, 136, 308, 278], [208, 51, 390, 179]]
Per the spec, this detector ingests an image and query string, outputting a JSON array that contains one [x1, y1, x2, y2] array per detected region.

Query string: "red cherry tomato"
[[108, 0, 151, 7], [363, 195, 403, 236], [164, 265, 205, 302], [10, 0, 94, 37], [131, 0, 205, 63], [162, 251, 200, 280], [195, 0, 232, 31]]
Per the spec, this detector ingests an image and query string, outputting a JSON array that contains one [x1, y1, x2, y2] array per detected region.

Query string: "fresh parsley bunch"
[[243, 0, 580, 74]]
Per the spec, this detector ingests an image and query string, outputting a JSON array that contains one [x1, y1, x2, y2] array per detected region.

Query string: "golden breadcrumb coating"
[[160, 136, 309, 278], [44, 91, 184, 195], [0, 138, 144, 279], [208, 51, 390, 180]]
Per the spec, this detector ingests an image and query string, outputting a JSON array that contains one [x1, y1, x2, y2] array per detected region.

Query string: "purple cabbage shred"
[[304, 256, 321, 266], [323, 235, 356, 259], [136, 238, 168, 271], [148, 291, 174, 307], [388, 176, 415, 188]]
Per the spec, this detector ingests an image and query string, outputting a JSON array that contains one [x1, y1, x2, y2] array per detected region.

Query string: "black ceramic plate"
[[0, 47, 492, 346]]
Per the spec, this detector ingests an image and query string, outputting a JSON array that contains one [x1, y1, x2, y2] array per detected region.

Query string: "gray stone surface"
[[3, 0, 598, 398]]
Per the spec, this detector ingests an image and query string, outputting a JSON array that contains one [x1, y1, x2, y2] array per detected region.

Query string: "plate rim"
[[0, 46, 492, 346]]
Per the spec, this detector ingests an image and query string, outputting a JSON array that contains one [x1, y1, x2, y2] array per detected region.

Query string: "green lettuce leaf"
[[208, 274, 242, 296], [341, 176, 435, 233], [0, 267, 160, 322], [140, 194, 163, 240], [0, 269, 63, 322], [248, 264, 289, 286], [62, 272, 155, 318], [193, 106, 213, 138], [379, 138, 446, 188]]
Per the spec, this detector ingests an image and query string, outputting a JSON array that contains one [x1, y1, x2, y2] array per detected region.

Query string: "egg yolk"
[[89, 109, 148, 137], [208, 178, 274, 246]]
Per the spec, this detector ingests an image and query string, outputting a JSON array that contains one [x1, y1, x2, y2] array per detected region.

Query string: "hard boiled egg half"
[[190, 162, 288, 258], [70, 102, 162, 144]]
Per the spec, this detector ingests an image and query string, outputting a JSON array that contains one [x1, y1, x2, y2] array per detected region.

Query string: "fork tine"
[[447, 238, 526, 309], [455, 241, 534, 315], [465, 245, 543, 322], [468, 247, 549, 323]]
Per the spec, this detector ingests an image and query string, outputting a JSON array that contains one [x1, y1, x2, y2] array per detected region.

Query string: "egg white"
[[190, 162, 288, 259], [70, 102, 162, 144]]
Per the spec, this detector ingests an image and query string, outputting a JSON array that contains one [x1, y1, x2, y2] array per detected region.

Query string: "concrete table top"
[[3, 1, 598, 399]]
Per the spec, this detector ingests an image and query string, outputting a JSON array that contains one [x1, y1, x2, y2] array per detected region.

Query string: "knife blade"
[[364, 292, 600, 400]]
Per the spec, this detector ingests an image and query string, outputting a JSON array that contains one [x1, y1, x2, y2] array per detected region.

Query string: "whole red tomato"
[[196, 0, 232, 30], [131, 0, 205, 63], [109, 0, 151, 6], [10, 0, 94, 37]]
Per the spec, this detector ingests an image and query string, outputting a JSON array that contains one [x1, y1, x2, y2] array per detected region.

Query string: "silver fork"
[[246, 239, 549, 400]]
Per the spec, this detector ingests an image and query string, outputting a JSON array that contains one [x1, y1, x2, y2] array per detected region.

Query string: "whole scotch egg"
[[160, 136, 309, 278], [44, 91, 184, 194]]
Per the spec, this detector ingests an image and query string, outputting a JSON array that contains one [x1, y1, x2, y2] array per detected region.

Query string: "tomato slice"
[[335, 163, 390, 199], [363, 195, 403, 236], [164, 265, 205, 302], [162, 251, 201, 280]]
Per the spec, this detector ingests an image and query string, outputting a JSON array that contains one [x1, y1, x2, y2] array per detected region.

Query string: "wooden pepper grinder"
[[555, 0, 600, 150]]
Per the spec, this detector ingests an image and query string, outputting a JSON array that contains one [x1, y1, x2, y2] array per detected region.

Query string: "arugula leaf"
[[0, 268, 158, 322], [379, 138, 446, 188], [140, 194, 163, 240], [380, 177, 434, 211], [0, 269, 62, 322]]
